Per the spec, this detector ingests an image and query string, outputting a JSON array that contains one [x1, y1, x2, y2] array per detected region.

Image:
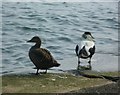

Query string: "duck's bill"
[[27, 40, 32, 42]]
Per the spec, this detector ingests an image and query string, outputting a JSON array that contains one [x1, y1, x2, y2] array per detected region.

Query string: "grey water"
[[1, 2, 118, 75]]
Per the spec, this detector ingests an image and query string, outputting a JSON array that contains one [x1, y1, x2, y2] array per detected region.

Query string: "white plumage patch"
[[80, 40, 95, 56]]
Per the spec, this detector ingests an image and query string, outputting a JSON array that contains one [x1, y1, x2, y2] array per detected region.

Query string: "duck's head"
[[82, 32, 95, 41], [27, 36, 41, 45]]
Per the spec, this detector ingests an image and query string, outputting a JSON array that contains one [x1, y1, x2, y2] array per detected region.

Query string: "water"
[[1, 2, 118, 75]]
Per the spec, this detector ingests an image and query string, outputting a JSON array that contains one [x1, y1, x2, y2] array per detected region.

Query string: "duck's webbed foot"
[[35, 72, 39, 75], [35, 69, 39, 75], [77, 65, 81, 70], [77, 60, 81, 70]]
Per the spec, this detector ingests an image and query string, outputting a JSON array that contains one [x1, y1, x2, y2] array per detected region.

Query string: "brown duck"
[[27, 36, 60, 75]]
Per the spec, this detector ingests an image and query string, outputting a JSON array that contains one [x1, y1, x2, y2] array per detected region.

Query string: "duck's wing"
[[32, 48, 58, 65], [89, 45, 95, 57], [79, 46, 89, 58], [34, 48, 53, 61]]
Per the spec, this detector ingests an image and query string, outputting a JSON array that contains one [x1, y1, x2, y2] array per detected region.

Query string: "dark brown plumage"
[[27, 36, 60, 75]]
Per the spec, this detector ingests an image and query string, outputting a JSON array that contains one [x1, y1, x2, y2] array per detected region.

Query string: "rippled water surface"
[[2, 2, 118, 75]]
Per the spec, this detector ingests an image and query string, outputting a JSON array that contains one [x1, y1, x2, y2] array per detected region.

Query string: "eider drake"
[[27, 36, 60, 75], [75, 32, 95, 70]]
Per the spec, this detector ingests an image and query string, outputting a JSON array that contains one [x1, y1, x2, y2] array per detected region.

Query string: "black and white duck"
[[75, 32, 95, 70]]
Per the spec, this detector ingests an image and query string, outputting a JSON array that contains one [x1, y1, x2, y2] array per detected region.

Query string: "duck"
[[75, 32, 95, 70], [27, 36, 60, 75]]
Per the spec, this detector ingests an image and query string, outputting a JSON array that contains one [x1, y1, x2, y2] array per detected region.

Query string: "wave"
[[46, 46, 61, 50], [58, 37, 73, 42], [42, 3, 60, 6], [20, 7, 31, 9], [99, 18, 118, 23], [36, 17, 47, 22], [17, 26, 44, 31], [2, 14, 16, 17], [50, 15, 71, 25], [18, 16, 34, 20]]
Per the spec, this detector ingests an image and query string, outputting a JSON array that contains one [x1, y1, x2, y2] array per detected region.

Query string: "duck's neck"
[[34, 43, 41, 48]]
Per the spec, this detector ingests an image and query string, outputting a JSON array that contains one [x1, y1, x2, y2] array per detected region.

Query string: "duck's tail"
[[54, 60, 60, 67], [54, 63, 60, 67]]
